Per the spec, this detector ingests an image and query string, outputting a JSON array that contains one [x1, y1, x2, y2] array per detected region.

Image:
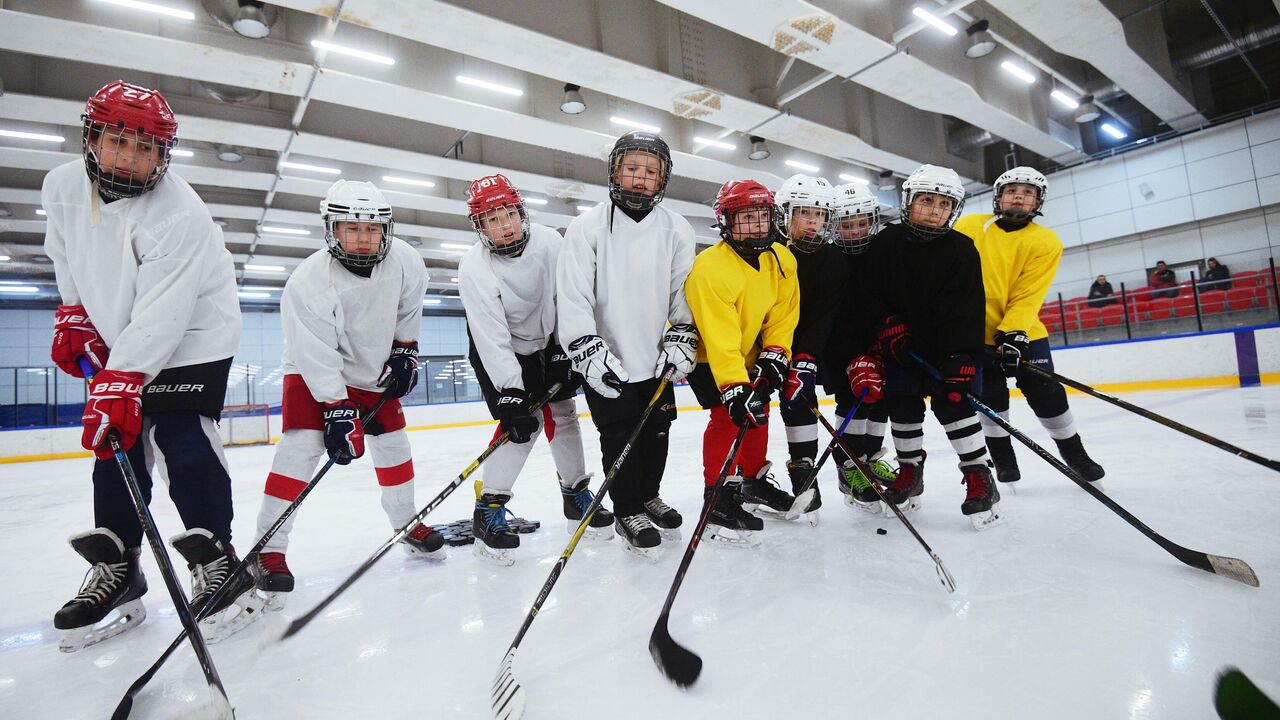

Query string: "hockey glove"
[[995, 330, 1029, 377], [845, 355, 884, 404], [568, 335, 630, 399], [544, 344, 573, 386], [876, 314, 912, 365], [654, 323, 699, 383], [496, 388, 539, 444], [782, 354, 818, 408], [322, 399, 365, 465], [52, 304, 109, 378], [754, 345, 789, 394], [377, 340, 419, 398], [81, 369, 145, 460], [939, 355, 977, 404], [721, 382, 768, 429]]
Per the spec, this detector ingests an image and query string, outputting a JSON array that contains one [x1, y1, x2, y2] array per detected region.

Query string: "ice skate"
[[740, 462, 796, 520], [53, 529, 147, 653], [838, 458, 883, 514], [883, 452, 925, 516], [643, 496, 682, 541], [702, 479, 763, 547], [402, 522, 447, 558], [1056, 435, 1105, 485], [473, 493, 519, 566], [562, 475, 614, 541], [961, 464, 1003, 531], [986, 435, 1021, 484], [782, 458, 822, 524], [254, 551, 293, 611], [615, 513, 662, 561], [170, 528, 266, 643]]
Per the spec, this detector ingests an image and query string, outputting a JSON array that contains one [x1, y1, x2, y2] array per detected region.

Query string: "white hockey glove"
[[654, 323, 699, 382], [568, 334, 630, 399]]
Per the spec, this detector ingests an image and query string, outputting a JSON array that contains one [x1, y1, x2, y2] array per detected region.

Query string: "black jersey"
[[855, 223, 985, 364], [792, 242, 859, 390]]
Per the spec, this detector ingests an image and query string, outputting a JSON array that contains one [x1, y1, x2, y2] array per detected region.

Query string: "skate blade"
[[701, 525, 762, 548], [58, 599, 146, 653], [202, 592, 268, 643], [620, 541, 664, 562], [967, 503, 1004, 532], [261, 591, 288, 613], [566, 519, 615, 541], [844, 495, 883, 514], [401, 542, 449, 560], [803, 510, 820, 527], [885, 496, 922, 516], [652, 525, 682, 543], [471, 542, 516, 567]]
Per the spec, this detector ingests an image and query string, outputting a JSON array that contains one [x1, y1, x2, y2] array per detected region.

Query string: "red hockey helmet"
[[713, 180, 781, 255], [467, 174, 529, 257], [81, 81, 179, 199]]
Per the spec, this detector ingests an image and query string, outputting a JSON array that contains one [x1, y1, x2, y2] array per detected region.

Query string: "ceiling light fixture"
[[280, 160, 340, 175], [560, 83, 586, 114], [747, 136, 771, 161], [440, 243, 473, 251], [217, 145, 244, 162], [838, 173, 870, 185], [609, 116, 661, 133], [785, 159, 821, 173], [523, 197, 548, 206], [1100, 122, 1127, 140], [577, 205, 594, 213], [237, 291, 271, 299], [423, 298, 442, 305], [1000, 60, 1036, 84], [0, 255, 10, 261], [231, 1, 271, 39], [964, 20, 997, 59], [261, 226, 310, 236], [382, 175, 436, 188], [694, 137, 736, 151], [912, 7, 958, 37], [455, 75, 523, 97], [35, 209, 46, 216], [94, 0, 195, 20], [0, 129, 65, 143], [1074, 95, 1102, 123], [310, 40, 395, 66], [170, 148, 194, 157], [244, 264, 287, 273], [1050, 89, 1080, 110], [878, 171, 897, 192]]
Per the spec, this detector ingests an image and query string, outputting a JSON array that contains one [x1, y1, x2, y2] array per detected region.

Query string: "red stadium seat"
[[1232, 270, 1259, 288], [1099, 305, 1124, 326], [1172, 296, 1197, 317], [1148, 298, 1174, 320], [1257, 285, 1275, 308], [1226, 288, 1255, 311], [1199, 290, 1226, 314], [1078, 307, 1101, 328], [1127, 300, 1149, 322]]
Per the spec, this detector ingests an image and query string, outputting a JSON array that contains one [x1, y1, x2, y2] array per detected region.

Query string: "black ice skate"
[[562, 475, 614, 541], [986, 435, 1021, 484], [837, 458, 884, 514], [254, 551, 293, 611], [782, 458, 823, 524], [960, 464, 1003, 531], [1056, 435, 1105, 485], [643, 496, 683, 541], [473, 493, 519, 566], [740, 462, 797, 520], [170, 528, 266, 643], [614, 513, 662, 561], [402, 522, 447, 557], [883, 451, 926, 515], [703, 478, 763, 547], [53, 528, 147, 653]]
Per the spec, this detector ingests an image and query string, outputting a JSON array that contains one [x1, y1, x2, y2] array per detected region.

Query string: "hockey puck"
[[876, 528, 887, 535]]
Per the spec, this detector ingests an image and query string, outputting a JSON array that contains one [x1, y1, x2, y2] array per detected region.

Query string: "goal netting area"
[[219, 404, 273, 447]]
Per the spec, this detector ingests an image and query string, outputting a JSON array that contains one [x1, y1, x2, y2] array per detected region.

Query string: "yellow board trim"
[[3, 372, 1277, 465]]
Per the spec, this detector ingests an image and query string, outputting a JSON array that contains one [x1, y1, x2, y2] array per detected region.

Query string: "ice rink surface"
[[2, 385, 1278, 719]]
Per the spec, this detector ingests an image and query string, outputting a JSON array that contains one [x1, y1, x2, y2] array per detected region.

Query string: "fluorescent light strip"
[[523, 197, 548, 206], [455, 75, 524, 97], [577, 205, 594, 213], [1100, 122, 1128, 140], [0, 286, 39, 294], [240, 286, 278, 292], [423, 299, 442, 305], [440, 243, 473, 251], [609, 116, 661, 133], [280, 160, 340, 175], [238, 291, 271, 299], [261, 226, 311, 236], [785, 159, 821, 173], [94, 0, 195, 20], [838, 174, 871, 185], [170, 148, 194, 157], [310, 40, 395, 66], [0, 129, 66, 143], [0, 256, 10, 262], [244, 264, 287, 273], [35, 209, 47, 216], [1050, 90, 1080, 110], [382, 175, 436, 188], [1000, 60, 1036, 84], [694, 137, 736, 151], [911, 7, 958, 36]]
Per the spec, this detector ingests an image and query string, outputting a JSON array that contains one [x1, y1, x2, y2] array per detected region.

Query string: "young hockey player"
[[828, 183, 898, 512], [852, 164, 1001, 530], [954, 167, 1105, 485], [557, 131, 698, 558], [686, 180, 800, 545], [251, 179, 443, 603], [44, 81, 252, 649], [459, 174, 611, 566]]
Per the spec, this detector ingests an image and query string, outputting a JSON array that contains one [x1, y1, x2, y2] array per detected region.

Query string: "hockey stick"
[[809, 404, 957, 593], [909, 351, 1259, 587], [784, 392, 866, 519], [80, 361, 234, 720], [110, 395, 390, 720], [1007, 355, 1280, 473], [491, 370, 673, 720], [281, 383, 565, 642], [649, 418, 752, 689]]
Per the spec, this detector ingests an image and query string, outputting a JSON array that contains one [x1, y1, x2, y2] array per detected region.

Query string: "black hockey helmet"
[[608, 131, 672, 212]]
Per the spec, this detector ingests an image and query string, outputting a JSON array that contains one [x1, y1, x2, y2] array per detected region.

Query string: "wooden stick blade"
[[783, 488, 816, 520], [649, 615, 702, 688], [1207, 554, 1260, 587]]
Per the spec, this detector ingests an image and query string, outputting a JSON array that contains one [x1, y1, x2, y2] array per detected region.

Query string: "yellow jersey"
[[954, 213, 1060, 345]]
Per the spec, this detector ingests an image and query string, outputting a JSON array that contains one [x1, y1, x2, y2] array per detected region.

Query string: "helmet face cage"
[[608, 132, 672, 211], [781, 203, 831, 253], [992, 168, 1048, 220], [718, 203, 781, 254], [324, 211, 393, 267], [81, 117, 175, 200], [831, 206, 880, 255], [471, 204, 530, 258]]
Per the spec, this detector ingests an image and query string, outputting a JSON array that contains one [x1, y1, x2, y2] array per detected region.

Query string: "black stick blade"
[[1207, 554, 1260, 588], [490, 648, 526, 720], [649, 613, 702, 688]]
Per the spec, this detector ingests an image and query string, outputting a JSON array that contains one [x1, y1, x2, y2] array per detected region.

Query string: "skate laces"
[[621, 514, 654, 533], [72, 561, 127, 605], [407, 523, 436, 541], [962, 468, 989, 500], [890, 463, 918, 491], [870, 458, 897, 481], [644, 497, 674, 515], [259, 552, 290, 575], [562, 484, 595, 516], [192, 553, 229, 597], [479, 502, 515, 534], [842, 462, 873, 491]]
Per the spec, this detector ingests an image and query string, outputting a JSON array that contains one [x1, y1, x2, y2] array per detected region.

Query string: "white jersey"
[[556, 203, 695, 381], [42, 160, 241, 383], [457, 222, 562, 391], [280, 237, 426, 404]]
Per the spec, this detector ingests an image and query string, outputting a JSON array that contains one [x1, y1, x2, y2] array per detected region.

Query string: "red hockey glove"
[[52, 305, 109, 378], [81, 370, 145, 460]]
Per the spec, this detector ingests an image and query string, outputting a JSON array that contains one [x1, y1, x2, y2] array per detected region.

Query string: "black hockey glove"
[[496, 388, 539, 444], [322, 399, 365, 465], [876, 314, 912, 365], [995, 330, 1029, 377], [377, 340, 419, 398], [939, 355, 977, 404], [753, 345, 789, 394], [721, 382, 768, 429], [544, 344, 573, 386]]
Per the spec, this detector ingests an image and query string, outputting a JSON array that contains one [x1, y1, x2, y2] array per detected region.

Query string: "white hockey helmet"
[[830, 183, 881, 255], [993, 166, 1048, 219], [321, 179, 394, 267], [775, 174, 835, 253], [900, 164, 965, 237]]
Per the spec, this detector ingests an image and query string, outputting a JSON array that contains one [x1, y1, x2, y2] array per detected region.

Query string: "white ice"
[[2, 385, 1278, 719]]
